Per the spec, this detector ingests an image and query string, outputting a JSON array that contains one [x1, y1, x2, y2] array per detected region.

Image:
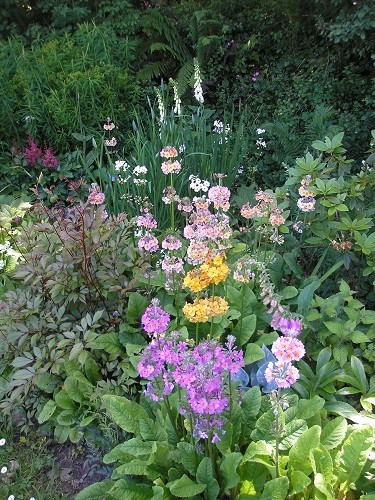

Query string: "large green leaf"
[[244, 343, 265, 364], [260, 477, 289, 499], [102, 395, 149, 435], [279, 419, 307, 450], [232, 314, 257, 346], [76, 481, 113, 500], [177, 442, 199, 475], [242, 386, 262, 419], [168, 474, 206, 498], [219, 452, 242, 489], [338, 425, 374, 485], [37, 400, 57, 424], [297, 396, 325, 420], [127, 292, 148, 325], [196, 457, 220, 500], [310, 446, 333, 483], [87, 332, 123, 355], [289, 471, 311, 495], [289, 425, 321, 476], [227, 284, 257, 317], [321, 417, 347, 450], [108, 479, 154, 500], [297, 279, 320, 316]]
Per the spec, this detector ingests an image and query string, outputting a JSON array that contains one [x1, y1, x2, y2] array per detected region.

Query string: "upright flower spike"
[[141, 298, 170, 335], [193, 58, 204, 104]]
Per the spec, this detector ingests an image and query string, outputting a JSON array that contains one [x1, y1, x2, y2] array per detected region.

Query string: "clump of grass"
[[0, 421, 67, 500]]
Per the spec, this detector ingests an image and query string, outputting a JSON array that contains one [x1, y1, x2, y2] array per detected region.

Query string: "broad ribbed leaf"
[[321, 417, 347, 450], [290, 471, 311, 495], [177, 442, 199, 475], [219, 452, 242, 489], [289, 425, 321, 476], [279, 419, 307, 450], [196, 457, 220, 500], [102, 395, 149, 435], [76, 481, 113, 500], [168, 475, 206, 498], [260, 477, 289, 499], [338, 426, 374, 485]]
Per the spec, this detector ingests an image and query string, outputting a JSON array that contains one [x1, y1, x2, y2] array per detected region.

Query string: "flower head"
[[141, 299, 170, 335], [161, 159, 182, 175]]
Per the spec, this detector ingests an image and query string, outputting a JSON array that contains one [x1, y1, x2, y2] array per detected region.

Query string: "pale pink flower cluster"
[[265, 361, 300, 388], [160, 146, 178, 158], [137, 213, 158, 230], [162, 187, 180, 204], [162, 235, 182, 251], [183, 197, 233, 264], [105, 137, 117, 147], [138, 234, 159, 253], [161, 159, 182, 175], [87, 185, 105, 205], [103, 118, 115, 131], [297, 176, 316, 213], [233, 257, 255, 283], [208, 186, 231, 211], [271, 336, 305, 362]]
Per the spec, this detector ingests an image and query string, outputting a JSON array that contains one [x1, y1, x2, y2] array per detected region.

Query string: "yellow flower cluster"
[[182, 296, 229, 323], [183, 255, 229, 292]]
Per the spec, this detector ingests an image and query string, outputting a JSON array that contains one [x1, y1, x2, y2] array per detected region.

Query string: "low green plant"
[[0, 202, 148, 435]]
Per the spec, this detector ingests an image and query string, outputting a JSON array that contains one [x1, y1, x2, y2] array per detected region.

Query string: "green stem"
[[275, 388, 281, 479], [164, 396, 179, 440], [195, 323, 199, 345]]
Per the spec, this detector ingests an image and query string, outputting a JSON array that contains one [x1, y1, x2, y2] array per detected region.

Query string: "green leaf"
[[297, 396, 325, 420], [232, 314, 257, 345], [54, 424, 70, 443], [177, 442, 199, 475], [289, 426, 321, 476], [338, 425, 374, 485], [102, 395, 149, 435], [108, 479, 154, 499], [310, 446, 333, 483], [350, 356, 368, 393], [351, 332, 370, 343], [127, 292, 148, 325], [279, 286, 299, 300], [139, 417, 167, 442], [321, 417, 347, 450], [56, 410, 76, 426], [290, 471, 311, 495], [260, 477, 289, 499], [196, 457, 220, 500], [87, 332, 123, 355], [168, 474, 206, 498], [219, 452, 242, 490], [279, 419, 307, 450], [38, 400, 58, 424], [244, 343, 265, 364], [241, 386, 262, 419], [64, 376, 93, 403], [227, 285, 257, 317], [313, 473, 335, 500], [297, 280, 320, 315], [54, 391, 77, 411], [76, 481, 113, 500]]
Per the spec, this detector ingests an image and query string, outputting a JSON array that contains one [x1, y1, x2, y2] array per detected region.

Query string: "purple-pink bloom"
[[138, 234, 159, 253], [141, 298, 170, 335], [271, 313, 302, 337], [24, 137, 42, 166], [264, 360, 299, 388], [42, 147, 59, 169]]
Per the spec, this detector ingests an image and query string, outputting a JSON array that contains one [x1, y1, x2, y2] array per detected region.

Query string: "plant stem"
[[163, 396, 179, 441]]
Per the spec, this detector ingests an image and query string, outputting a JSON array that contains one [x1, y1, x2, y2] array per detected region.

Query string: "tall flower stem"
[[274, 388, 281, 478], [163, 396, 179, 440], [170, 173, 175, 231], [207, 431, 219, 481]]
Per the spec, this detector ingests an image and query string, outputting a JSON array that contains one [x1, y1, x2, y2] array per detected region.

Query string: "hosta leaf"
[[260, 477, 289, 499], [289, 425, 321, 476], [321, 417, 347, 450], [338, 425, 374, 485], [168, 475, 206, 498], [196, 457, 220, 500]]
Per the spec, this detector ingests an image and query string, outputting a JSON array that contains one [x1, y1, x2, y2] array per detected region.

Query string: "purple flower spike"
[[141, 298, 170, 335]]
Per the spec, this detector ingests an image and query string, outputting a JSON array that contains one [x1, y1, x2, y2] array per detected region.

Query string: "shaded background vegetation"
[[0, 0, 374, 189]]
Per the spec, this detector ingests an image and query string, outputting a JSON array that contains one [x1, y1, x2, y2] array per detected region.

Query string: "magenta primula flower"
[[141, 298, 170, 335]]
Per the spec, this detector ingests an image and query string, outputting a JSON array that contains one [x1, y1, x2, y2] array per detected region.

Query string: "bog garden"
[[0, 1, 374, 499]]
